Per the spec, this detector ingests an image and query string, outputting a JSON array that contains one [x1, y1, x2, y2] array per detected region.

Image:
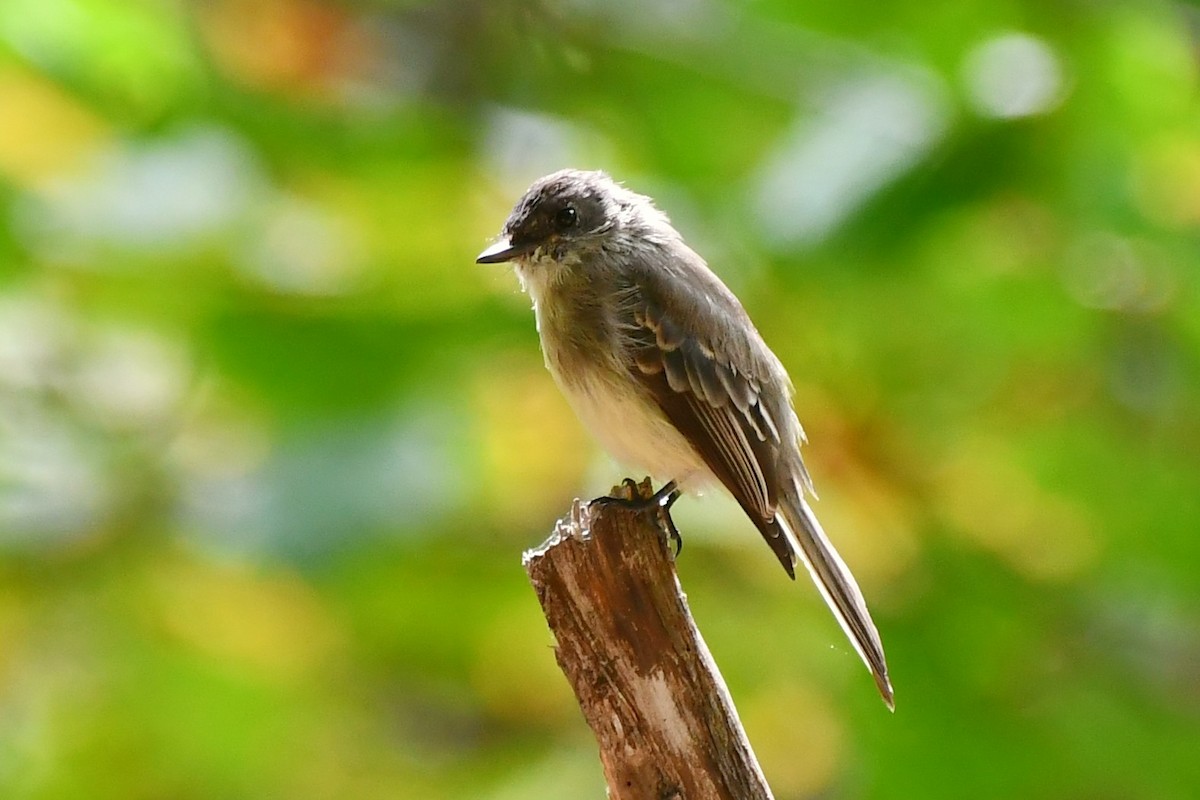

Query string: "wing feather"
[[629, 300, 781, 525]]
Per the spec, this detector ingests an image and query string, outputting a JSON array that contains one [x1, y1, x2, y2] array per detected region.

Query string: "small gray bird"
[[477, 169, 893, 709]]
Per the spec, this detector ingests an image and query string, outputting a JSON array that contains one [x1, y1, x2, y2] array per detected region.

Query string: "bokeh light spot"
[[964, 33, 1065, 119]]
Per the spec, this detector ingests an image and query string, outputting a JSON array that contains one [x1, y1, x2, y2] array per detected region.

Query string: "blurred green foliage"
[[0, 0, 1198, 798]]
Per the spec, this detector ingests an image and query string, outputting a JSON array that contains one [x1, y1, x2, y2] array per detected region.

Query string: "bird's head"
[[476, 169, 669, 273]]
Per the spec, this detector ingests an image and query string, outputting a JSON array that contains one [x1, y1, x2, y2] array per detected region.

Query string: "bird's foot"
[[590, 477, 684, 556], [658, 504, 683, 557]]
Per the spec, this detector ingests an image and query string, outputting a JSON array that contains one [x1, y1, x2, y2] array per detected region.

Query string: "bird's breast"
[[529, 280, 709, 486]]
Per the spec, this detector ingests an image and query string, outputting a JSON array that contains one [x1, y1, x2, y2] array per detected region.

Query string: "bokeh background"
[[1, 0, 1198, 798]]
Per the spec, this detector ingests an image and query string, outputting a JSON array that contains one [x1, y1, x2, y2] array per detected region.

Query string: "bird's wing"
[[620, 279, 799, 576], [617, 259, 893, 706]]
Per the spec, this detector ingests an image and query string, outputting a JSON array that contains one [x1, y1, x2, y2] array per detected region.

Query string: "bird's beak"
[[476, 237, 535, 264]]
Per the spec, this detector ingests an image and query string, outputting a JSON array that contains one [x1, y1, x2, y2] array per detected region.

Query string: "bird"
[[477, 168, 893, 709]]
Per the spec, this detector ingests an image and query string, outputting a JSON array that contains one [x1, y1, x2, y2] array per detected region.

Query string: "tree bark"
[[523, 480, 773, 800]]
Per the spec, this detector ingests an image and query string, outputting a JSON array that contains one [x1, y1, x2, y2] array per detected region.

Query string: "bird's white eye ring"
[[554, 206, 578, 230]]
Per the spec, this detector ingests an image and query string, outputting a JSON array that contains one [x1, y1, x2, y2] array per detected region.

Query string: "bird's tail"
[[777, 478, 894, 710]]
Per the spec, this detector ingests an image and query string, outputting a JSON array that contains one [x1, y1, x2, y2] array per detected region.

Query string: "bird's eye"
[[554, 206, 578, 230]]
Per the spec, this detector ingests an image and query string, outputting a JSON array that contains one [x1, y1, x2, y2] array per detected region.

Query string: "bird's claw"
[[590, 477, 684, 558], [659, 508, 683, 557]]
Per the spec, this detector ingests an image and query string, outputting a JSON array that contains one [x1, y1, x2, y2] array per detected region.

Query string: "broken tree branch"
[[523, 480, 773, 800]]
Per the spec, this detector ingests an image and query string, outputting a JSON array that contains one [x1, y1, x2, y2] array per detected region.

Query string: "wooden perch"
[[523, 480, 773, 800]]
